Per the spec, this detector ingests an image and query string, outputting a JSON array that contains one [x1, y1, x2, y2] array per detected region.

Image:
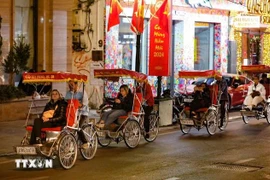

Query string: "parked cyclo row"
[[14, 69, 159, 169], [14, 65, 270, 169]]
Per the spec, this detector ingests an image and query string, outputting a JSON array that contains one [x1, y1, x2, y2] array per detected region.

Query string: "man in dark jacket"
[[216, 76, 229, 128]]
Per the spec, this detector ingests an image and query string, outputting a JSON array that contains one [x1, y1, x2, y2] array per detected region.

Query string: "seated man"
[[190, 82, 211, 118], [244, 76, 266, 111]]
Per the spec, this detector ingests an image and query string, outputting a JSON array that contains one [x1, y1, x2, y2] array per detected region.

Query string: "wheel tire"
[[265, 104, 270, 124], [58, 133, 77, 169], [97, 131, 111, 147], [179, 111, 192, 134], [79, 125, 97, 160], [144, 113, 159, 142], [123, 119, 141, 149], [206, 110, 217, 135], [219, 102, 229, 131]]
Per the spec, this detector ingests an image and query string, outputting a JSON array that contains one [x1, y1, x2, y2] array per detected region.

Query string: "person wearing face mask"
[[95, 84, 134, 129], [244, 76, 266, 111]]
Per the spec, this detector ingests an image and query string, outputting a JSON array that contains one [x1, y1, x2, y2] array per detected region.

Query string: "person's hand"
[[42, 116, 49, 122], [79, 103, 83, 108], [115, 99, 121, 103]]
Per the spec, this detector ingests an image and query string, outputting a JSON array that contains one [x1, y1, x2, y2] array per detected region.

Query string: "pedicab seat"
[[196, 108, 208, 113], [184, 107, 190, 111], [25, 99, 80, 132]]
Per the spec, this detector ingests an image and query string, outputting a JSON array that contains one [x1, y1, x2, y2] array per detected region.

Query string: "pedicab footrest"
[[26, 126, 62, 132]]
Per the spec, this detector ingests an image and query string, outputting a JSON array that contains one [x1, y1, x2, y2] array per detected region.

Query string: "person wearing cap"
[[260, 73, 269, 84], [244, 76, 266, 111], [216, 75, 229, 128]]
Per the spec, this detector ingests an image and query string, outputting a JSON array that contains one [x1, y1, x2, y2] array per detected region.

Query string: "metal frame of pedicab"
[[94, 68, 159, 148], [240, 65, 270, 124], [178, 70, 229, 135], [14, 72, 98, 169]]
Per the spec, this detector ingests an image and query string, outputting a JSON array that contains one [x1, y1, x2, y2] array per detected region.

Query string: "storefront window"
[[194, 22, 214, 70]]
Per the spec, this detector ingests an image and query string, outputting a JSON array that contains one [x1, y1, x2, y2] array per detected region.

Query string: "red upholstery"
[[209, 84, 218, 105], [184, 107, 190, 110], [118, 115, 128, 119], [133, 93, 143, 114], [26, 126, 62, 132], [196, 108, 208, 112], [66, 99, 80, 127]]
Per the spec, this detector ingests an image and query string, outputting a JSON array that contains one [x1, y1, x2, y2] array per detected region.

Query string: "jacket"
[[247, 83, 266, 100], [137, 83, 154, 107], [113, 93, 134, 112], [42, 99, 68, 126]]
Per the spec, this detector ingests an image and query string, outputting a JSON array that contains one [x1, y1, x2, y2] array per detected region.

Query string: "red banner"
[[23, 72, 88, 83], [149, 0, 170, 76]]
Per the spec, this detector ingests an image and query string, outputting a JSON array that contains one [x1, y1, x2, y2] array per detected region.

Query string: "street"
[[0, 112, 270, 180]]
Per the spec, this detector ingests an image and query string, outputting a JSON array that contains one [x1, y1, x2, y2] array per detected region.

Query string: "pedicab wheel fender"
[[206, 110, 217, 136], [97, 131, 112, 147], [79, 124, 98, 160], [123, 119, 141, 149], [265, 104, 270, 124], [57, 133, 77, 169], [144, 113, 159, 142]]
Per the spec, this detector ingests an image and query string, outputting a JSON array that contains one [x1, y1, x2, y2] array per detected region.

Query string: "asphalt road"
[[0, 114, 270, 180]]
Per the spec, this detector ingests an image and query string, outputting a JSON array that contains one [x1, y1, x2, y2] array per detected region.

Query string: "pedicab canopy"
[[94, 69, 148, 82], [241, 65, 270, 73], [22, 72, 88, 83], [178, 70, 222, 78]]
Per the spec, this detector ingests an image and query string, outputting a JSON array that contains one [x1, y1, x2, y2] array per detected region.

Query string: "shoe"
[[81, 143, 89, 149], [244, 107, 250, 111], [34, 138, 42, 146]]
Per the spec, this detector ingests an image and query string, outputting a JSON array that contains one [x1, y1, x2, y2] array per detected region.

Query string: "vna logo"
[[15, 159, 53, 169]]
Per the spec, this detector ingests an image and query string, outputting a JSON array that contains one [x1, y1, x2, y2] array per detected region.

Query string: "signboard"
[[233, 16, 260, 28], [261, 15, 270, 24], [247, 0, 270, 15]]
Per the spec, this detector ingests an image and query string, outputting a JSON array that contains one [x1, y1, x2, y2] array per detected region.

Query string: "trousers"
[[101, 109, 127, 126], [244, 95, 264, 108], [143, 105, 153, 133], [30, 118, 54, 144]]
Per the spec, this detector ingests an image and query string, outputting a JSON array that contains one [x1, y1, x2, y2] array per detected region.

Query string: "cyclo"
[[178, 70, 229, 135], [14, 72, 97, 169], [240, 65, 270, 124], [94, 68, 159, 148]]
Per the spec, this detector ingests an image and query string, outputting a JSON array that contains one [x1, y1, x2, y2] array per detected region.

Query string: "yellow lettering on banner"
[[155, 38, 164, 43], [155, 66, 163, 70], [247, 0, 270, 15], [153, 52, 164, 57], [155, 45, 163, 50], [154, 32, 165, 38], [154, 24, 161, 30]]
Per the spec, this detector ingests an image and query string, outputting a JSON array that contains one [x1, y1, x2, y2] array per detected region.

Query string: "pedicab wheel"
[[179, 111, 191, 134], [144, 113, 159, 142], [58, 133, 77, 169], [79, 125, 98, 160], [97, 131, 111, 147], [206, 110, 217, 135], [219, 103, 229, 131], [265, 104, 270, 124], [123, 119, 141, 149], [242, 114, 249, 124]]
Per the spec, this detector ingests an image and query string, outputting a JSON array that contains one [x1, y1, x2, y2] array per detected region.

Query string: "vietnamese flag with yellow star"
[[156, 0, 169, 34], [130, 0, 145, 34], [107, 0, 123, 31]]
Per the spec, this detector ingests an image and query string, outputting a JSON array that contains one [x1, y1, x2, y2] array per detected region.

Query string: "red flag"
[[156, 0, 169, 33], [107, 0, 123, 31], [131, 0, 145, 34]]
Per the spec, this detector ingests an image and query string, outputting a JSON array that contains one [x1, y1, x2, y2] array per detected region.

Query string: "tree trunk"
[[8, 72, 14, 85]]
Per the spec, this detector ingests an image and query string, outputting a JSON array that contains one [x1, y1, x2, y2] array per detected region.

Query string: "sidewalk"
[[0, 111, 242, 156]]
